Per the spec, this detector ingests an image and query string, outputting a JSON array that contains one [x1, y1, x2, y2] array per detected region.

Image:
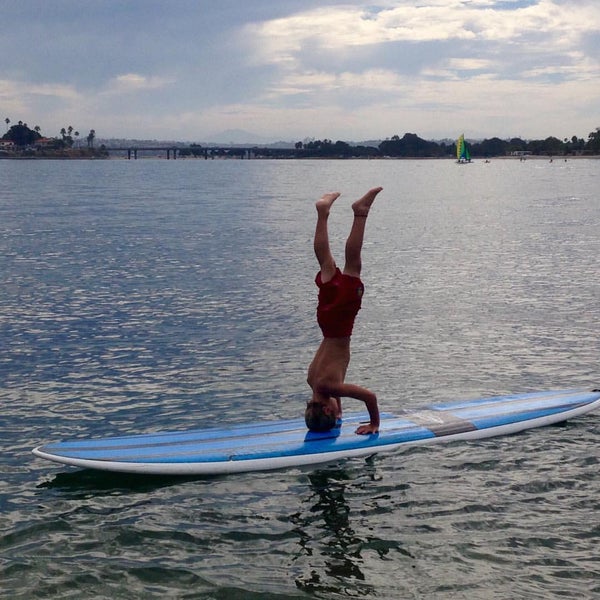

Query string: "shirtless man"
[[305, 187, 382, 435]]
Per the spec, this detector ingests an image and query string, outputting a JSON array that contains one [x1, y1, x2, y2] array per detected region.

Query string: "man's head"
[[305, 398, 337, 432]]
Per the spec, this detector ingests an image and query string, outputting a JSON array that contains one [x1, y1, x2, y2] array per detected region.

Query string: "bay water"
[[1, 157, 598, 599]]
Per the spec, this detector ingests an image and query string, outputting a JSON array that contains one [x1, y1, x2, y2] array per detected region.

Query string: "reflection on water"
[[38, 469, 203, 497], [295, 469, 369, 593], [293, 465, 414, 596], [1, 159, 599, 599]]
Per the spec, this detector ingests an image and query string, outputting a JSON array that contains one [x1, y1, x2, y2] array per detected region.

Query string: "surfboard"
[[33, 388, 600, 476]]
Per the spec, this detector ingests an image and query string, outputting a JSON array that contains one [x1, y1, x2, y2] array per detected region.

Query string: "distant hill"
[[205, 129, 275, 145]]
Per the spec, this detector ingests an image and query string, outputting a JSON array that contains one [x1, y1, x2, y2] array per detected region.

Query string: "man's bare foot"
[[352, 187, 383, 217], [316, 192, 341, 215]]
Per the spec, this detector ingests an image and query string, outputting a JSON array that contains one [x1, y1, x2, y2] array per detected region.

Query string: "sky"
[[1, 0, 599, 143]]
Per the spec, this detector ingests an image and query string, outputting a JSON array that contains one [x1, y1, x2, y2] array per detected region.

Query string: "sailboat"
[[456, 134, 472, 163]]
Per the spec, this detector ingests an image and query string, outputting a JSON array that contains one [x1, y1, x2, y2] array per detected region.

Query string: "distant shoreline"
[[0, 155, 107, 160], [1, 153, 598, 161]]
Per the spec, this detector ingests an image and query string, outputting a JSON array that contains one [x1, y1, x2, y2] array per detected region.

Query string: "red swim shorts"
[[316, 268, 364, 338]]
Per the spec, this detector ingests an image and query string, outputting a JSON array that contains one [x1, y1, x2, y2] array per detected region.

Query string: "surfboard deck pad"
[[33, 388, 600, 475]]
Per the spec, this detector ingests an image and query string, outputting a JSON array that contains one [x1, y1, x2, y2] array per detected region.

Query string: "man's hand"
[[316, 380, 380, 435], [355, 423, 379, 435]]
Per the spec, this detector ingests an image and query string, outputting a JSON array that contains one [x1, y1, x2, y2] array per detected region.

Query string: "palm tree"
[[4, 117, 9, 132], [587, 127, 600, 154], [87, 129, 95, 149]]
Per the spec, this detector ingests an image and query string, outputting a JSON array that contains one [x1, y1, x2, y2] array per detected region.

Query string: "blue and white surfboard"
[[33, 388, 600, 475]]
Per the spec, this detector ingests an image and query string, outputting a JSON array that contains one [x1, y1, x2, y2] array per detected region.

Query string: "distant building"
[[0, 140, 15, 149], [511, 150, 532, 156], [35, 137, 58, 148]]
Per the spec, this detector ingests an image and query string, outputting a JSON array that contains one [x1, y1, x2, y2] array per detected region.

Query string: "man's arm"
[[316, 381, 379, 434]]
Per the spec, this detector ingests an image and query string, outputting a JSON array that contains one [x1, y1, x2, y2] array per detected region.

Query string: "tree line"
[[181, 128, 600, 159], [5, 117, 599, 158], [3, 119, 98, 149], [295, 130, 599, 158]]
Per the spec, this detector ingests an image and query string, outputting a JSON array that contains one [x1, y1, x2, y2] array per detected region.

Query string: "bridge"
[[104, 146, 301, 160], [104, 146, 181, 160]]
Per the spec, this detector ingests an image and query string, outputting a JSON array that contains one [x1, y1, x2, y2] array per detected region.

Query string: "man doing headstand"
[[305, 187, 382, 435]]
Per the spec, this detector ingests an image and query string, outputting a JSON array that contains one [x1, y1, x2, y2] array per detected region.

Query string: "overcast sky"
[[2, 0, 598, 143]]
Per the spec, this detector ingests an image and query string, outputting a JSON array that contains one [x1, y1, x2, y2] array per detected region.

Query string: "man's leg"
[[314, 192, 340, 283], [343, 187, 383, 277]]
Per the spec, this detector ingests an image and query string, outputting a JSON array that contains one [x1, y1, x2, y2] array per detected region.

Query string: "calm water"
[[1, 157, 599, 599]]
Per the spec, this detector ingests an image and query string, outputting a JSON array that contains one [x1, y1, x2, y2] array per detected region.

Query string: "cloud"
[[234, 0, 600, 139], [103, 73, 176, 94], [0, 78, 82, 129], [2, 1, 597, 141], [245, 1, 600, 75], [446, 58, 493, 71], [0, 79, 80, 103], [263, 68, 408, 100]]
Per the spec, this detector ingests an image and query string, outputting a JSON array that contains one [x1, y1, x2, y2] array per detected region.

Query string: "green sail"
[[456, 134, 470, 162]]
